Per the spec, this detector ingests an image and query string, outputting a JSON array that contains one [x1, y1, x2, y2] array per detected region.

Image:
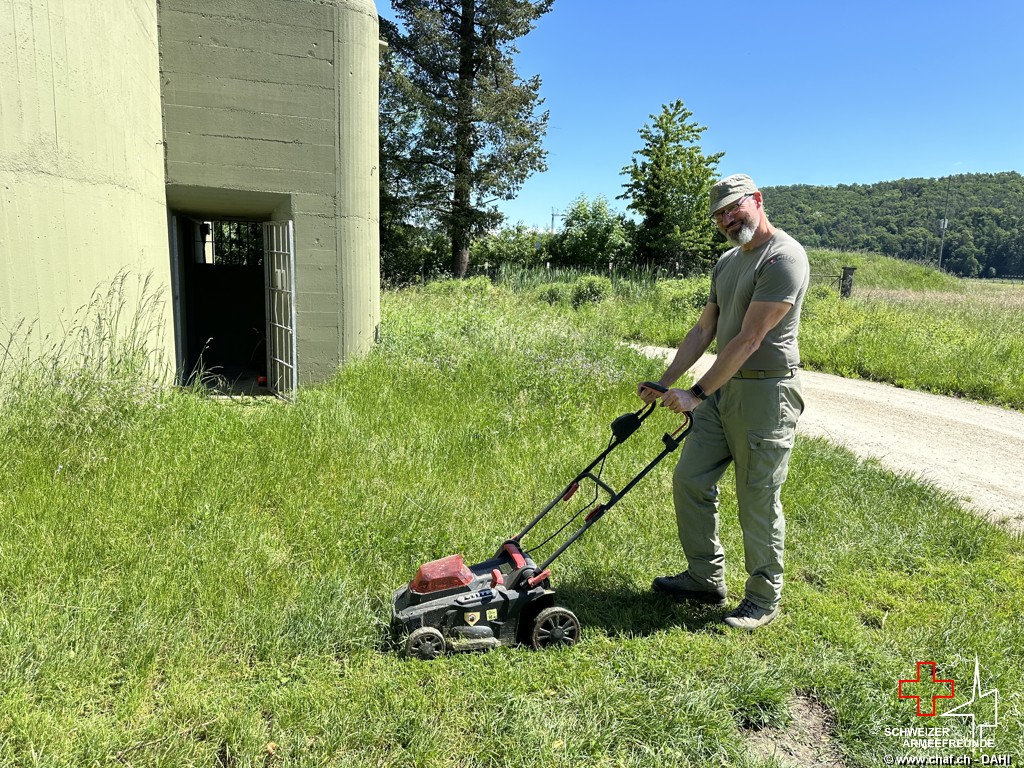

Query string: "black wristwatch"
[[689, 383, 708, 401]]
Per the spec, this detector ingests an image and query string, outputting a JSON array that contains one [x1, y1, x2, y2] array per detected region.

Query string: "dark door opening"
[[171, 217, 269, 394]]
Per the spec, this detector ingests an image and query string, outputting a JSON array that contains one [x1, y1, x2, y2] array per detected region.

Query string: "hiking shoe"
[[723, 599, 778, 630], [652, 571, 727, 606]]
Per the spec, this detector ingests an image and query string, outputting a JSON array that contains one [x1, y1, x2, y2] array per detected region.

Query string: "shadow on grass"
[[556, 581, 728, 638], [379, 582, 726, 657]]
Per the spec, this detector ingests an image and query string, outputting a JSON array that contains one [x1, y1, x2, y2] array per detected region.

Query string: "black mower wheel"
[[406, 627, 446, 660], [530, 606, 581, 650]]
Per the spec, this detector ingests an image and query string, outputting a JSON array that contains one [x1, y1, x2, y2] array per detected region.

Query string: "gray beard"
[[726, 221, 758, 247]]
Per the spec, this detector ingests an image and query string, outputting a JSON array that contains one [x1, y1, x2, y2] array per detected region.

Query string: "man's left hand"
[[661, 387, 699, 414]]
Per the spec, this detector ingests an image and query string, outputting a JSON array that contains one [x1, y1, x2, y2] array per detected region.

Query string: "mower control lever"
[[612, 382, 667, 441]]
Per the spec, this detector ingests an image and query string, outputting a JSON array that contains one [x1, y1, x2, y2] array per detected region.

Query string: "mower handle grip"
[[638, 381, 667, 397]]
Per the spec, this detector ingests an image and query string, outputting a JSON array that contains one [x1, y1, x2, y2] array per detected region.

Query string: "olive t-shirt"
[[708, 230, 809, 371]]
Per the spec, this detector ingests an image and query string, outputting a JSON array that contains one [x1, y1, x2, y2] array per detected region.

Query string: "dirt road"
[[635, 347, 1024, 534]]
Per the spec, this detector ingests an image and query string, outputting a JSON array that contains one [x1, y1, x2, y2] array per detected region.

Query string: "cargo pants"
[[672, 373, 804, 610]]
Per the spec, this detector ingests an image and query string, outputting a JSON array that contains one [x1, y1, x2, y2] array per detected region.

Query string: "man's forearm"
[[659, 324, 714, 388], [692, 299, 794, 395], [691, 334, 759, 395]]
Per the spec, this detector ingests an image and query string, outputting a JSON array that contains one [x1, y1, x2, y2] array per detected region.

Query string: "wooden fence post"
[[840, 266, 857, 298]]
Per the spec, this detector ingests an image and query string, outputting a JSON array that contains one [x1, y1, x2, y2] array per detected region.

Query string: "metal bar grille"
[[263, 221, 297, 399]]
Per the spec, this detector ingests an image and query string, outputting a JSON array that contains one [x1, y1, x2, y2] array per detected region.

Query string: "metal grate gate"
[[263, 221, 297, 399]]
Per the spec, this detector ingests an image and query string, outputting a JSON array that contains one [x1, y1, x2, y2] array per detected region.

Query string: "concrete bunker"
[[2, 0, 380, 395], [159, 0, 381, 395]]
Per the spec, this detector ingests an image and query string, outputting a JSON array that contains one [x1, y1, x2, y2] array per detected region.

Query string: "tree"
[[619, 100, 724, 272], [382, 0, 553, 277], [943, 227, 983, 277], [379, 21, 441, 282], [550, 195, 630, 268]]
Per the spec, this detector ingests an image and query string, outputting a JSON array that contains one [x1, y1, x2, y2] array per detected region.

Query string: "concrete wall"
[[0, 0, 174, 364], [159, 0, 380, 384]]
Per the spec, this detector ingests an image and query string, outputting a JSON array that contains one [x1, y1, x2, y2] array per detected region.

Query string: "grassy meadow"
[[1, 256, 1022, 766], [496, 251, 1024, 409]]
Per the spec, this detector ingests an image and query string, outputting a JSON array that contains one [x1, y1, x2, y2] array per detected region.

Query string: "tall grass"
[[0, 271, 170, 386], [0, 273, 172, 481], [800, 284, 1024, 405], [806, 249, 963, 291], [1, 280, 1021, 765], [494, 253, 1024, 409]]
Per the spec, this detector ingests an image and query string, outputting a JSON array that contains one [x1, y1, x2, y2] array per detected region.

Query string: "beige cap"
[[709, 174, 759, 215]]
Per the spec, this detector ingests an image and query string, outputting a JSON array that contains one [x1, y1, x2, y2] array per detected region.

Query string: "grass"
[[493, 252, 1024, 410], [1, 274, 1022, 766], [800, 282, 1024, 405]]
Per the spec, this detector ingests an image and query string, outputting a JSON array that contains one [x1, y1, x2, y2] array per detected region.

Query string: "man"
[[639, 173, 808, 631]]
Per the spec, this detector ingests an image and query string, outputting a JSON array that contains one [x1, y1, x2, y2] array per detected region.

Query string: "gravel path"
[[635, 347, 1024, 534]]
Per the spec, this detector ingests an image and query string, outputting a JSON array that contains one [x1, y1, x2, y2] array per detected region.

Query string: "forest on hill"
[[763, 171, 1024, 277]]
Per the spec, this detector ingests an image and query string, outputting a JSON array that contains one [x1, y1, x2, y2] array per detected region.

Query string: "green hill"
[[764, 171, 1024, 278]]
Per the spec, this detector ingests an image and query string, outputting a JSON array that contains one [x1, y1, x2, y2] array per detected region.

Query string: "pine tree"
[[383, 0, 553, 277]]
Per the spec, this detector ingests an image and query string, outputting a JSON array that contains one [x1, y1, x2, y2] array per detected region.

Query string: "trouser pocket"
[[745, 429, 795, 488]]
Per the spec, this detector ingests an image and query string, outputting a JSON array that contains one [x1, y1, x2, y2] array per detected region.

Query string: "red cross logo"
[[899, 661, 955, 716]]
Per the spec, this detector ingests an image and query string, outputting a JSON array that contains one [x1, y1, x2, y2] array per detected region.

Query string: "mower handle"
[[635, 381, 667, 418], [638, 381, 667, 397], [513, 383, 692, 559], [526, 406, 694, 572]]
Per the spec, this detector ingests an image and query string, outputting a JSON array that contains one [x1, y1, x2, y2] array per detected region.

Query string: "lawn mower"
[[390, 383, 692, 660]]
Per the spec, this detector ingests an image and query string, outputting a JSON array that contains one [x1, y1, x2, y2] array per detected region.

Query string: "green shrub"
[[471, 224, 551, 267], [656, 276, 711, 315], [571, 275, 612, 308], [421, 275, 493, 297], [462, 275, 494, 296], [549, 195, 630, 268], [806, 283, 837, 303], [381, 225, 450, 285], [534, 283, 571, 305]]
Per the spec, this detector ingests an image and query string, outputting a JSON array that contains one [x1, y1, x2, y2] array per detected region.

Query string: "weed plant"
[[1, 279, 1021, 766]]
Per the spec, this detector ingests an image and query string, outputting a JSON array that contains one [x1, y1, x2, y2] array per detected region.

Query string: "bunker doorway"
[[169, 216, 296, 398]]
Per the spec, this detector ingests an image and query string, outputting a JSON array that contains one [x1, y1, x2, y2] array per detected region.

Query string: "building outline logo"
[[940, 656, 1000, 745]]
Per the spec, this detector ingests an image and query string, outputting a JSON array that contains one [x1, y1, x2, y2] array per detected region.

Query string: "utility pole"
[[548, 207, 565, 234], [937, 176, 952, 271]]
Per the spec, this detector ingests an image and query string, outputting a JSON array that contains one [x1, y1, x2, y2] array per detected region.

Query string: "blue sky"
[[374, 0, 1024, 230]]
